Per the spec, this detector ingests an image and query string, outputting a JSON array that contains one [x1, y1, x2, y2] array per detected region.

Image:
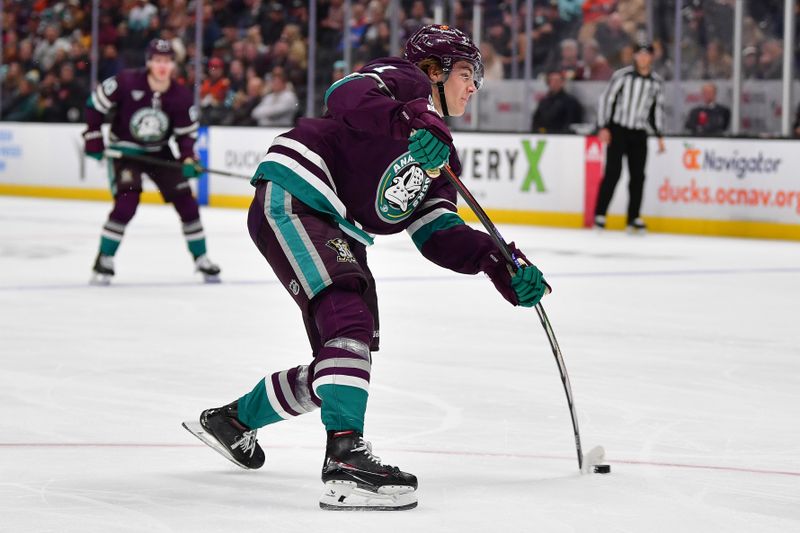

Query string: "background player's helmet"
[[145, 39, 175, 61], [404, 24, 484, 89]]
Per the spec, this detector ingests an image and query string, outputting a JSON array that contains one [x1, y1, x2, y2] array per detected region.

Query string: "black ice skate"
[[182, 401, 265, 470], [626, 217, 647, 235], [90, 253, 115, 285], [319, 430, 417, 511], [194, 254, 221, 283]]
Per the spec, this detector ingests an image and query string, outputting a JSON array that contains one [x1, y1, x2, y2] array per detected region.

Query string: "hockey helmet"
[[146, 39, 175, 61], [404, 24, 484, 90]]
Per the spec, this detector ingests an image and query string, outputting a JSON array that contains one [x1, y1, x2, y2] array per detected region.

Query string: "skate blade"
[[202, 274, 221, 284], [319, 480, 417, 511], [581, 445, 606, 474], [89, 273, 112, 286], [182, 420, 253, 470]]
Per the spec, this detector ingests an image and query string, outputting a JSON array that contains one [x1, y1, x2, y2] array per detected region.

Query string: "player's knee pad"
[[312, 287, 373, 348], [109, 192, 140, 223], [172, 193, 200, 223]]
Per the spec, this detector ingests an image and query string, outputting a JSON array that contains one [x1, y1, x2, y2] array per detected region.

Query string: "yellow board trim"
[[2, 186, 799, 241]]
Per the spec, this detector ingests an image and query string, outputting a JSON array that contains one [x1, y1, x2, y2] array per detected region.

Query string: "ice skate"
[[194, 254, 221, 283], [626, 217, 647, 235], [182, 401, 265, 470], [593, 215, 606, 232], [90, 253, 115, 285], [319, 430, 417, 511]]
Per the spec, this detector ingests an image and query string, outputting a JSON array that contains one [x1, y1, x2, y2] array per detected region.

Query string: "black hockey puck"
[[592, 464, 611, 474]]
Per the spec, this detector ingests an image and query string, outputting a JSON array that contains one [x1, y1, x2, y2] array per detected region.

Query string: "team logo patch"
[[132, 90, 145, 101], [326, 238, 357, 263], [289, 279, 300, 295], [129, 107, 169, 142], [375, 153, 431, 223], [120, 168, 133, 183]]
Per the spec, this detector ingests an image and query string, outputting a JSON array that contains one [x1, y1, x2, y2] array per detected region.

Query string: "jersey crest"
[[129, 107, 169, 142], [375, 153, 431, 223]]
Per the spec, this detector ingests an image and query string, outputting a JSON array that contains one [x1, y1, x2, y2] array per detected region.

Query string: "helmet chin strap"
[[435, 81, 449, 117]]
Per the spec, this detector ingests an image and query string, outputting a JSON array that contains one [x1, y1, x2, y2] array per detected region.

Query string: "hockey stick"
[[435, 163, 598, 472], [102, 149, 252, 180]]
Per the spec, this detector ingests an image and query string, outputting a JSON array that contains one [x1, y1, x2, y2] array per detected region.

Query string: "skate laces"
[[352, 437, 382, 465], [98, 255, 114, 269], [231, 429, 258, 458]]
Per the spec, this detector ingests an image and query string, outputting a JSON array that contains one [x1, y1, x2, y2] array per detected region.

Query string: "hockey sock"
[[311, 288, 374, 433], [182, 219, 207, 258], [99, 193, 139, 256], [237, 365, 321, 428], [173, 195, 206, 258]]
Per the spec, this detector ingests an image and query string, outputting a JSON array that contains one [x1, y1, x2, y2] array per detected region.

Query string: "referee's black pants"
[[594, 124, 648, 223]]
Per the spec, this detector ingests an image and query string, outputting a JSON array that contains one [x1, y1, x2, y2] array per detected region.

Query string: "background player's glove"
[[480, 242, 549, 307], [409, 129, 450, 171], [182, 158, 202, 178], [83, 129, 105, 161]]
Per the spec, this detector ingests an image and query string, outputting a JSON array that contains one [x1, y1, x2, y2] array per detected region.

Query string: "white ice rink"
[[1, 196, 798, 532]]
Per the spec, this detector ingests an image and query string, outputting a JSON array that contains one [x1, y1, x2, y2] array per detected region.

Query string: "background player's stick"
[[102, 149, 252, 180], [434, 163, 607, 474]]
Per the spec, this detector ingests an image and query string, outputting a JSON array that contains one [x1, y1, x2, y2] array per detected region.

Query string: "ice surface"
[[1, 196, 798, 532]]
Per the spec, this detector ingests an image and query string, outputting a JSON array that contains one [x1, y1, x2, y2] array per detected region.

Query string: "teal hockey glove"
[[408, 129, 450, 171], [182, 158, 202, 178]]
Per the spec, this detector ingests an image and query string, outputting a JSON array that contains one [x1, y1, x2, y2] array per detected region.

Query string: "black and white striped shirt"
[[597, 66, 665, 135]]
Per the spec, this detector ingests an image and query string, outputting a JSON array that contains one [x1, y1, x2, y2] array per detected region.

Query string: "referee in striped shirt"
[[594, 41, 666, 233]]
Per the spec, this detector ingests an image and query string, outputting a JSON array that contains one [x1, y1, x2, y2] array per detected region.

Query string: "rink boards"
[[1, 122, 798, 240]]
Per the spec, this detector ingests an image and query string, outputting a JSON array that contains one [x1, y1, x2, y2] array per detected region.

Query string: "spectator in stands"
[[228, 59, 247, 95], [223, 75, 266, 127], [595, 11, 630, 69], [33, 24, 72, 73], [758, 39, 783, 79], [702, 40, 733, 80], [685, 83, 730, 136], [99, 44, 125, 80], [3, 74, 39, 122], [17, 39, 37, 74], [251, 67, 299, 127], [200, 57, 231, 124], [531, 69, 584, 133], [742, 46, 759, 79], [552, 38, 585, 80], [481, 42, 505, 82], [332, 60, 347, 83], [651, 38, 673, 80], [403, 1, 434, 39], [262, 2, 287, 46], [529, 0, 562, 77], [129, 0, 158, 31], [581, 38, 613, 80], [54, 62, 86, 123]]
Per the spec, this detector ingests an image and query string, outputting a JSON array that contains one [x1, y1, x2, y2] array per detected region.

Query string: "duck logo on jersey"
[[326, 238, 357, 263], [375, 153, 431, 223], [129, 107, 169, 142]]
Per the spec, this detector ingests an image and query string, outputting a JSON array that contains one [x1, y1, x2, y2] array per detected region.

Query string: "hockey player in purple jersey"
[[184, 25, 548, 510], [83, 39, 221, 284]]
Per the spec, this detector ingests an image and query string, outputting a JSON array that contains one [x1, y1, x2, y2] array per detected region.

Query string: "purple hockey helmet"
[[404, 24, 484, 89], [145, 39, 175, 61]]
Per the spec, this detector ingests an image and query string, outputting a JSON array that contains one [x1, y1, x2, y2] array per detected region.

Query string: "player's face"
[[443, 61, 478, 117], [148, 54, 175, 82]]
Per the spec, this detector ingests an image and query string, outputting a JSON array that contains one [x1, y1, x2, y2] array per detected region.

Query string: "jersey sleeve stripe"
[[272, 136, 334, 188], [323, 73, 365, 106], [93, 85, 113, 112], [407, 208, 465, 250], [173, 122, 199, 135]]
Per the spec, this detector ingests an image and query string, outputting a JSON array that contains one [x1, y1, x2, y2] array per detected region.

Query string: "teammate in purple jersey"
[[184, 25, 548, 511], [83, 39, 221, 284]]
